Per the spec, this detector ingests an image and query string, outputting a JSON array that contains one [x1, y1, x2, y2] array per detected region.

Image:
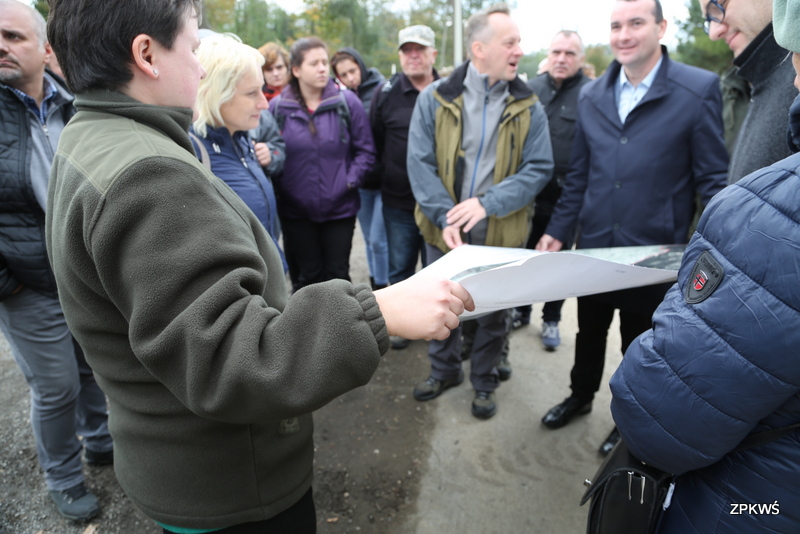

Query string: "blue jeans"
[[0, 287, 112, 491], [382, 205, 425, 285], [357, 189, 389, 286]]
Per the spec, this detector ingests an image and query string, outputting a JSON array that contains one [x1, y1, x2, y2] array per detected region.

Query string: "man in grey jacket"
[[407, 3, 553, 419], [0, 0, 112, 521], [702, 0, 797, 182]]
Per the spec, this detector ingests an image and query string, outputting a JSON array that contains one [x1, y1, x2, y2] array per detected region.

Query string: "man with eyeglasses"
[[702, 0, 797, 183], [536, 0, 727, 454]]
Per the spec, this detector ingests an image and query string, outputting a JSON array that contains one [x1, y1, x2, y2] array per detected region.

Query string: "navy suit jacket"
[[546, 48, 728, 248]]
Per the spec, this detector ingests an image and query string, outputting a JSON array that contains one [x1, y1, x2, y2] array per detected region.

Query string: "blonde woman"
[[190, 35, 286, 269]]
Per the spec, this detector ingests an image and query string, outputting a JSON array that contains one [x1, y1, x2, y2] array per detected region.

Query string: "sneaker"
[[84, 447, 113, 467], [413, 371, 464, 401], [541, 321, 561, 351], [497, 355, 512, 381], [471, 391, 497, 419], [511, 309, 530, 330], [49, 482, 100, 521], [390, 336, 411, 350]]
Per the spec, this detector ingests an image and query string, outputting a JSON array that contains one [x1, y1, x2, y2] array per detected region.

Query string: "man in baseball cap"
[[371, 25, 439, 350], [398, 24, 436, 49]]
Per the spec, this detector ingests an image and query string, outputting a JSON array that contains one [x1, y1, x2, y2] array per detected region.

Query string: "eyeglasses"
[[703, 0, 726, 34]]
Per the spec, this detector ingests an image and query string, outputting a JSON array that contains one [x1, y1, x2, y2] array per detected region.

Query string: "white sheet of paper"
[[415, 245, 681, 318]]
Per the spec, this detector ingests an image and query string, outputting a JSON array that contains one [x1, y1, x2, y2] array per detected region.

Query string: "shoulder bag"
[[580, 423, 800, 534]]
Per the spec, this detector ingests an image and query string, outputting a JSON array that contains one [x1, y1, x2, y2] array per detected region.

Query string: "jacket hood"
[[436, 60, 533, 102], [336, 47, 384, 100], [338, 47, 369, 83]]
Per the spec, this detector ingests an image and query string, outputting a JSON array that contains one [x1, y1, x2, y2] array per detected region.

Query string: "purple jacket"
[[271, 79, 376, 221]]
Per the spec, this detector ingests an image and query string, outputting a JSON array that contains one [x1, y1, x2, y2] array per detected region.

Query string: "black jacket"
[[336, 47, 384, 189], [370, 70, 438, 210], [0, 75, 75, 300], [528, 71, 591, 205]]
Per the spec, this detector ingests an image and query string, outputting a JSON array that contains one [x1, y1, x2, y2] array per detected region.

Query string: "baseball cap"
[[398, 25, 435, 49]]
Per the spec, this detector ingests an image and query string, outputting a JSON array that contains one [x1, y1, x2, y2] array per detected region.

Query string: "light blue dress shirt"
[[616, 56, 663, 123]]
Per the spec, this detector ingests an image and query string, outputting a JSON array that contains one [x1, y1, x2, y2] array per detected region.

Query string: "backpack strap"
[[336, 90, 352, 144], [188, 132, 211, 171], [272, 96, 285, 132]]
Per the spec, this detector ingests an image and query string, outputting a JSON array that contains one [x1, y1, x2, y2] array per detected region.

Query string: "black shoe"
[[599, 427, 622, 456], [472, 391, 497, 419], [497, 356, 512, 381], [49, 482, 100, 521], [413, 371, 464, 401], [85, 447, 113, 467], [390, 336, 411, 350], [541, 396, 592, 429]]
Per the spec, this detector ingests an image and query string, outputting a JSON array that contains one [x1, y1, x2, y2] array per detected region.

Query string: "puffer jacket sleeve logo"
[[685, 251, 724, 304]]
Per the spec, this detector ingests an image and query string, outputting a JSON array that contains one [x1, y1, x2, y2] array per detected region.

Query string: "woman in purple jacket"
[[271, 37, 376, 291]]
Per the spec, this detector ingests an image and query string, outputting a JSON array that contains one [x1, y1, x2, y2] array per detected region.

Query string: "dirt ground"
[[0, 337, 438, 534], [0, 229, 441, 534]]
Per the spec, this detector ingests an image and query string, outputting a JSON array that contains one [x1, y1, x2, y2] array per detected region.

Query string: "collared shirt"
[[3, 78, 58, 125], [616, 56, 663, 123]]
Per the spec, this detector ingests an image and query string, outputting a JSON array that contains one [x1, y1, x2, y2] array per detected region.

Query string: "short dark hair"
[[618, 0, 664, 23], [47, 0, 202, 93]]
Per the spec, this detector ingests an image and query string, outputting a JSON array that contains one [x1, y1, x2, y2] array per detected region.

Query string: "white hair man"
[[407, 3, 553, 419]]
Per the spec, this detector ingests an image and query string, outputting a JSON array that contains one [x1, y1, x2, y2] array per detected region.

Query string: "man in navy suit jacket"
[[535, 0, 728, 451]]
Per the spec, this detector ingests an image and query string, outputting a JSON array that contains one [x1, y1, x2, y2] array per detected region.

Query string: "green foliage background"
[[33, 0, 734, 79]]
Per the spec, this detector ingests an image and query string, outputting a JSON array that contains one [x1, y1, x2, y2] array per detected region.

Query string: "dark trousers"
[[516, 199, 572, 323], [162, 488, 316, 533], [570, 283, 672, 402], [425, 244, 509, 392], [281, 216, 355, 291], [383, 205, 426, 284]]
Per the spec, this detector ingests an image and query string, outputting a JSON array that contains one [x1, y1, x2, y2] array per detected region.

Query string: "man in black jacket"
[[370, 25, 439, 349], [0, 0, 111, 521], [513, 30, 590, 352]]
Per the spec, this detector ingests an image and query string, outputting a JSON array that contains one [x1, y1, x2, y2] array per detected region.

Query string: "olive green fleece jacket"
[[45, 89, 389, 530]]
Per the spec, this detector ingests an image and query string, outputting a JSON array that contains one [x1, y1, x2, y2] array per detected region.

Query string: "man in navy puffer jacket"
[[609, 4, 800, 529]]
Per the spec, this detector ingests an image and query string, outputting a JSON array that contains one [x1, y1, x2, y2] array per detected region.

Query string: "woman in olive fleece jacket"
[[46, 89, 391, 529], [44, 5, 472, 531]]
